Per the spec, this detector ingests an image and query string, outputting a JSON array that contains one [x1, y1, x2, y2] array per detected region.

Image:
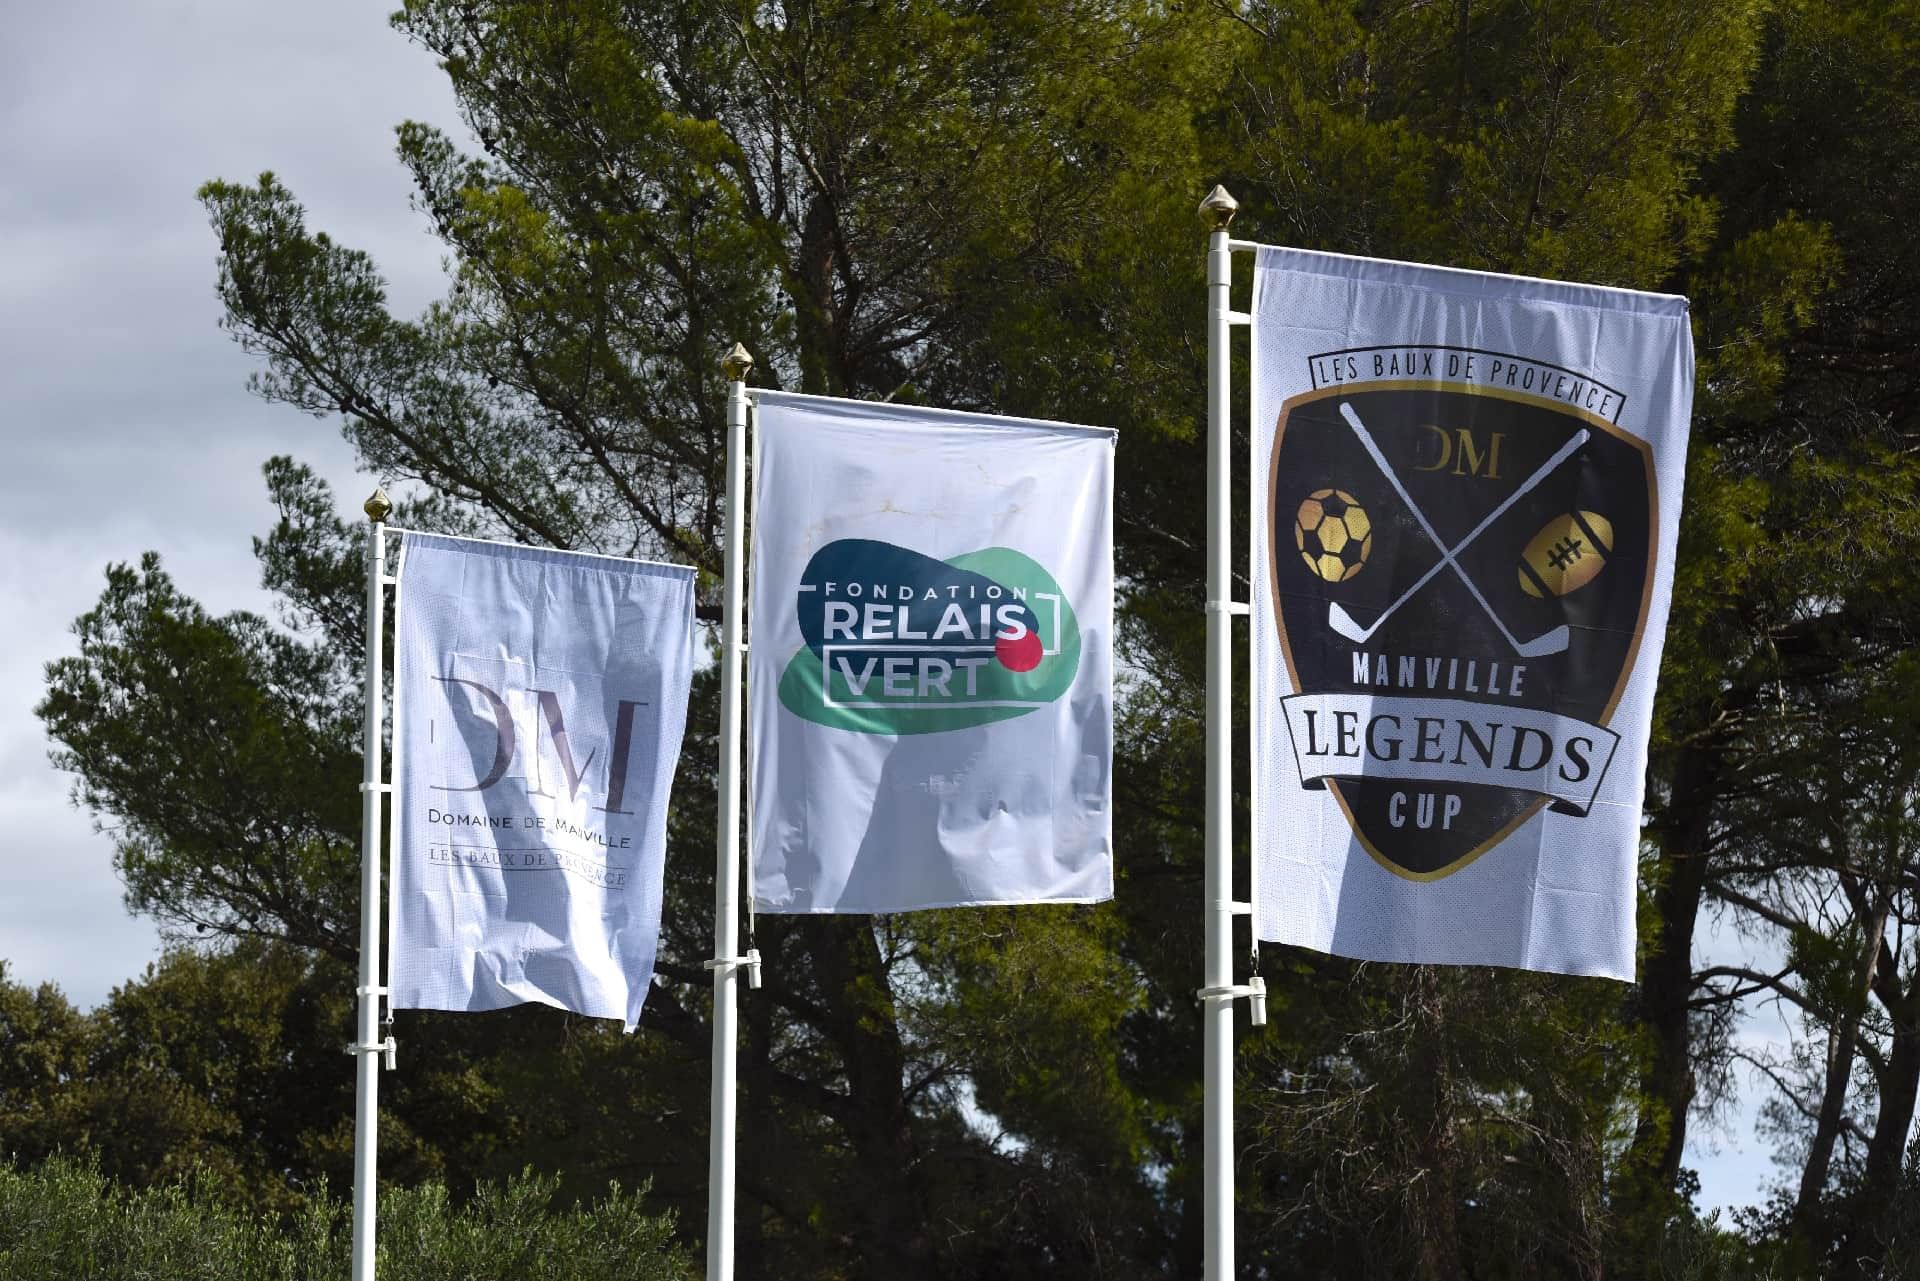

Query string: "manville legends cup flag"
[[1249, 247, 1694, 979], [748, 392, 1116, 915]]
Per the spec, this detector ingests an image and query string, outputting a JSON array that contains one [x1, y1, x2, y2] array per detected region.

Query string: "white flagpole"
[[351, 487, 397, 1281], [707, 343, 756, 1281], [1199, 185, 1267, 1281]]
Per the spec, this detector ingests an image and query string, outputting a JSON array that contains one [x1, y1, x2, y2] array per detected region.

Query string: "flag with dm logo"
[[1250, 247, 1693, 980], [388, 532, 694, 1030], [749, 392, 1115, 914]]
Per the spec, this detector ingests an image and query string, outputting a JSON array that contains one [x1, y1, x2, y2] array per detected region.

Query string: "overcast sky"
[[0, 0, 1787, 1220], [0, 1, 459, 1005]]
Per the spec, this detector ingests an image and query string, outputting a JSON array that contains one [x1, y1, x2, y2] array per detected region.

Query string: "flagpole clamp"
[[1194, 976, 1267, 1026], [344, 1036, 398, 1071], [357, 783, 392, 794], [1210, 899, 1253, 916], [1204, 601, 1250, 617], [355, 985, 389, 997], [704, 948, 763, 990]]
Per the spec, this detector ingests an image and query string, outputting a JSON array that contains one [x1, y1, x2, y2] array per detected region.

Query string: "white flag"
[[749, 392, 1114, 914], [389, 533, 694, 1029], [1249, 247, 1693, 979]]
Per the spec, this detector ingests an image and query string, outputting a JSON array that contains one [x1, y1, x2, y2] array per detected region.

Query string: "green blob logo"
[[777, 542, 1080, 734]]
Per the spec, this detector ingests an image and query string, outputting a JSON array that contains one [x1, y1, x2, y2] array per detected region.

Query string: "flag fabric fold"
[[388, 532, 694, 1030], [749, 392, 1115, 914], [1249, 246, 1693, 979]]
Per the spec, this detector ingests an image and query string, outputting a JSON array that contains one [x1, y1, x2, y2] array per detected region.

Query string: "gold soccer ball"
[[1295, 488, 1372, 583]]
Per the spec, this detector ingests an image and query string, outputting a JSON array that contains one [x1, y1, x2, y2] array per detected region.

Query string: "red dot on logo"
[[996, 628, 1043, 673]]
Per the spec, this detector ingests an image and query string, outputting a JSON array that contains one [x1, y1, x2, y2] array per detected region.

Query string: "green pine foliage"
[[20, 0, 1920, 1276]]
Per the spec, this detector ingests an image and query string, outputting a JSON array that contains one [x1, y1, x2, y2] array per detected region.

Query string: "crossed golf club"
[[1324, 402, 1590, 659]]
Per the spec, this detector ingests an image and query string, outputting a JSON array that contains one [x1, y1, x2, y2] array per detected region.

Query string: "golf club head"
[[1327, 602, 1374, 643], [1514, 625, 1571, 658]]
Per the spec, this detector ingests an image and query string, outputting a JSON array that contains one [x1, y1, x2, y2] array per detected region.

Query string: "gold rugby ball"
[[1518, 511, 1613, 598]]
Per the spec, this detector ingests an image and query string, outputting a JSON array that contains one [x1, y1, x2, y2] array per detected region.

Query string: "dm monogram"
[[431, 673, 651, 815]]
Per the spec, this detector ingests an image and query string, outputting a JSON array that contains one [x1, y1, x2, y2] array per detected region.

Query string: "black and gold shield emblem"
[[1267, 378, 1657, 879]]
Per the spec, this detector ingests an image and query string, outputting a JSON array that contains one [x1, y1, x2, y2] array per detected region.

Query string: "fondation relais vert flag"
[[749, 392, 1114, 914], [388, 533, 694, 1030], [1250, 248, 1693, 979]]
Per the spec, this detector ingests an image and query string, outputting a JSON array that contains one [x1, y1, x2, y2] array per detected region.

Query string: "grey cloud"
[[0, 0, 463, 1006]]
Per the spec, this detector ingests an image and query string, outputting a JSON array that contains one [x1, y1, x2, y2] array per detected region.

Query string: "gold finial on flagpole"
[[1199, 185, 1239, 231], [364, 487, 393, 522], [722, 342, 754, 382]]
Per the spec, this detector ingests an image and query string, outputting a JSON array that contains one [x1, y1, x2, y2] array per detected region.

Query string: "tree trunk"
[[1627, 742, 1726, 1193], [1844, 1000, 1920, 1281], [739, 930, 777, 1281], [779, 173, 933, 1280], [1412, 970, 1466, 1281], [803, 916, 939, 1281], [792, 195, 844, 398], [1793, 899, 1888, 1236], [1171, 1108, 1205, 1280]]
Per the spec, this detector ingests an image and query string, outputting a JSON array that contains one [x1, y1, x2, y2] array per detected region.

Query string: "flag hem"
[[390, 528, 698, 576], [750, 388, 1119, 442], [751, 892, 1114, 915], [1248, 243, 1690, 317]]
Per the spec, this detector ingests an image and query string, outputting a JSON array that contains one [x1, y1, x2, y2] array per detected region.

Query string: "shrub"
[[0, 1155, 689, 1281]]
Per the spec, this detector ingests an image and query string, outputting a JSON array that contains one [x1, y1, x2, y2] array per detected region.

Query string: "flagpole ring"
[[1194, 977, 1268, 1026], [704, 949, 764, 990]]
